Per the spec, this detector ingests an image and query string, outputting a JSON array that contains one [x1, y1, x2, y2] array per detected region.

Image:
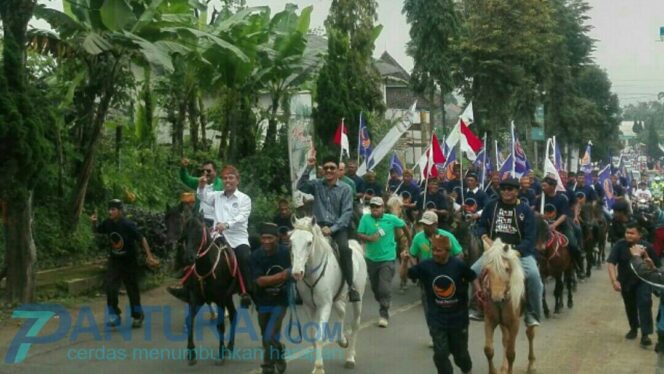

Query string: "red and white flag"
[[422, 134, 446, 179], [333, 119, 350, 158]]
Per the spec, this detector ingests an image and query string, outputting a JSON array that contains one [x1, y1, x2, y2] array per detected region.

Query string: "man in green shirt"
[[180, 158, 224, 226], [357, 196, 410, 327], [408, 211, 463, 262]]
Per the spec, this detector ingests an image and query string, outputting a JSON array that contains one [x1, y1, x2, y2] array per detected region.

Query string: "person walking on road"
[[357, 196, 410, 327], [407, 234, 475, 374], [629, 244, 664, 353], [608, 221, 661, 347]]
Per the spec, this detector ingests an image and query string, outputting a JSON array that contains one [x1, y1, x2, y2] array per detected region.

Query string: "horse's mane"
[[292, 216, 333, 257], [484, 239, 525, 311]]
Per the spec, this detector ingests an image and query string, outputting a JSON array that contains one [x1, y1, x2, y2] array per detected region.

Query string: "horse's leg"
[[225, 298, 237, 353], [503, 322, 519, 374], [484, 320, 498, 374], [311, 304, 332, 374], [542, 281, 550, 319], [554, 275, 563, 314], [215, 300, 226, 366], [208, 302, 217, 322], [345, 297, 363, 369], [566, 270, 574, 309], [186, 302, 201, 366], [585, 242, 593, 278], [332, 300, 348, 348], [526, 325, 536, 373]]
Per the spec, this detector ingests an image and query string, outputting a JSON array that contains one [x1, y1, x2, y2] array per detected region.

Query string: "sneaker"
[[132, 315, 144, 329], [625, 329, 638, 340], [348, 288, 361, 303], [469, 309, 484, 321], [167, 286, 189, 303], [641, 335, 653, 347], [526, 317, 540, 327], [106, 315, 121, 328], [378, 318, 388, 328]]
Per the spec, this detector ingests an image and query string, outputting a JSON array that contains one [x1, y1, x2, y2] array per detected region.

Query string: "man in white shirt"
[[633, 181, 653, 203], [198, 165, 253, 308]]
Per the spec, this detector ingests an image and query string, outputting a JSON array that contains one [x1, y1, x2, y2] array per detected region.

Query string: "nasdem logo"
[[5, 304, 70, 364]]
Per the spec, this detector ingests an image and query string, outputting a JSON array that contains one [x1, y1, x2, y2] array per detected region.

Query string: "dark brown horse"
[[535, 217, 574, 316], [579, 203, 597, 278], [169, 205, 238, 366]]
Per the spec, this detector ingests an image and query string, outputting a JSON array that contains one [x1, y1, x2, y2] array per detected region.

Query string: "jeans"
[[430, 326, 472, 374], [366, 259, 395, 319], [621, 282, 654, 335], [472, 254, 543, 323]]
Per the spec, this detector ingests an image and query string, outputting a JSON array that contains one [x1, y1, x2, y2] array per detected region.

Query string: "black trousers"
[[331, 229, 354, 288], [621, 282, 654, 335], [257, 306, 287, 371], [430, 326, 472, 374], [105, 260, 143, 319], [233, 244, 252, 293]]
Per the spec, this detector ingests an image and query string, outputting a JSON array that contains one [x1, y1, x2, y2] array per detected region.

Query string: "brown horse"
[[535, 217, 574, 316], [480, 239, 535, 374], [592, 204, 609, 268]]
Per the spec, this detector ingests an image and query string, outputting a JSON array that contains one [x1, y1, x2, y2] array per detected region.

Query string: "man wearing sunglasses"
[[298, 155, 360, 302], [469, 177, 543, 327], [179, 158, 223, 227]]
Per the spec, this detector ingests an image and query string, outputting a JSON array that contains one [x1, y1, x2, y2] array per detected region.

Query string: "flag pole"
[[541, 138, 552, 215], [357, 113, 362, 165], [422, 131, 435, 210], [511, 121, 516, 177], [481, 132, 487, 187], [339, 118, 345, 164], [459, 128, 465, 209]]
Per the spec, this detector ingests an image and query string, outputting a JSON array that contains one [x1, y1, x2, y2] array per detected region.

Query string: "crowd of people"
[[88, 153, 664, 374]]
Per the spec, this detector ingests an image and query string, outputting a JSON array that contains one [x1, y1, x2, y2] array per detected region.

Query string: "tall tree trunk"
[[175, 99, 186, 157], [188, 94, 199, 152], [198, 95, 208, 151], [68, 87, 114, 228], [5, 191, 37, 303], [264, 94, 280, 149]]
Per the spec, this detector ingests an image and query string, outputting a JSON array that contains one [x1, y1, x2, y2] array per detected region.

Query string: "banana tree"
[[32, 0, 247, 227]]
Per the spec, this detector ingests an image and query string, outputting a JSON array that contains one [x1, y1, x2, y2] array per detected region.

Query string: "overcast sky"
[[33, 0, 664, 106]]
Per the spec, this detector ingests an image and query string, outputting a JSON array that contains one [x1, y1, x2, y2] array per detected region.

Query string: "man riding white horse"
[[297, 154, 361, 302]]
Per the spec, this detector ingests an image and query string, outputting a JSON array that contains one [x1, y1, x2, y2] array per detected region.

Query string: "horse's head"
[[534, 215, 550, 252], [482, 239, 525, 311], [290, 216, 317, 280], [182, 211, 208, 265], [165, 202, 194, 243]]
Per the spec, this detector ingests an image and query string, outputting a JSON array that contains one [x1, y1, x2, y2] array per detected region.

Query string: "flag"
[[446, 118, 483, 160], [389, 153, 404, 177], [473, 148, 493, 184], [598, 164, 614, 208], [333, 119, 349, 158], [498, 154, 513, 180], [554, 139, 564, 171], [445, 148, 458, 181], [460, 102, 474, 124], [580, 141, 592, 173], [423, 134, 446, 179], [358, 112, 372, 165], [514, 138, 531, 177], [544, 157, 566, 193], [357, 102, 416, 176]]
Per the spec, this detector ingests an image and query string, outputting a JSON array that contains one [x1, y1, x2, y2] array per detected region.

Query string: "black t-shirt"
[[417, 192, 448, 211], [407, 257, 476, 330], [95, 218, 143, 261], [608, 239, 661, 290], [491, 201, 521, 246], [251, 245, 292, 306], [537, 193, 571, 220], [273, 214, 293, 231]]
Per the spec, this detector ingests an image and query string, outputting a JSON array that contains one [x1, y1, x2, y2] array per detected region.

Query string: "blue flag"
[[358, 112, 373, 168], [499, 153, 514, 180], [514, 138, 530, 177], [389, 153, 404, 177], [598, 164, 613, 208]]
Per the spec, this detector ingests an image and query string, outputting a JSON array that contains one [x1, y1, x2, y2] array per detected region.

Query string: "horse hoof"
[[344, 360, 355, 369]]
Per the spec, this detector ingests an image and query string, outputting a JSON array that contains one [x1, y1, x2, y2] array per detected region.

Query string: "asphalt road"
[[0, 263, 660, 374]]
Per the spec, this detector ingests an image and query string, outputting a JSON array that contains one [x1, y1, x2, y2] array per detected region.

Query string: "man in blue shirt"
[[574, 173, 598, 204], [457, 173, 489, 216]]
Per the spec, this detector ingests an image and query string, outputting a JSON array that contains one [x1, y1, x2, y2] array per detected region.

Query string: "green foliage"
[[313, 0, 384, 156]]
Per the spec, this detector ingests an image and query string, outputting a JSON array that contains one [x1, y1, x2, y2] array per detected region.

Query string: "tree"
[[645, 122, 663, 160], [403, 0, 460, 133], [313, 0, 384, 153], [0, 0, 53, 302]]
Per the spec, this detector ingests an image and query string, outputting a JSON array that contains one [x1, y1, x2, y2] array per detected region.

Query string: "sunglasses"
[[201, 169, 214, 174], [323, 166, 337, 171]]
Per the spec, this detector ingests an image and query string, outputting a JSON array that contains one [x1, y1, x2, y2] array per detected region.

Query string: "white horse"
[[290, 217, 367, 374]]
